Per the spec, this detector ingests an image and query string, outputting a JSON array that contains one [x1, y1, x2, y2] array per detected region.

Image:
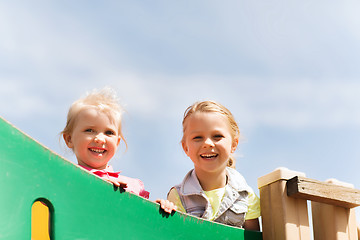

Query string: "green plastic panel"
[[0, 117, 262, 240]]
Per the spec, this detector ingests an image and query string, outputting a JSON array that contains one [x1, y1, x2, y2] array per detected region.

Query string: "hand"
[[102, 176, 128, 188], [155, 199, 177, 214]]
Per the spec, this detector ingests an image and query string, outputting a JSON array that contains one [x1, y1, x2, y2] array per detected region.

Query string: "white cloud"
[[0, 80, 53, 118], [52, 73, 360, 131], [107, 75, 360, 129], [1, 2, 360, 138]]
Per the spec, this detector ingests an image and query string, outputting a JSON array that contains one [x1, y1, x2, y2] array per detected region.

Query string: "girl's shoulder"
[[226, 167, 252, 192]]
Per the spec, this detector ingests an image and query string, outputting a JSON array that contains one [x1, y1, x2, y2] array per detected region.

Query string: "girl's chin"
[[83, 158, 109, 169], [87, 163, 108, 170]]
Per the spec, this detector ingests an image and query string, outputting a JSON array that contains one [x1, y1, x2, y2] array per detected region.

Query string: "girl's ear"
[[182, 141, 189, 156], [63, 133, 74, 148], [117, 136, 121, 146], [231, 137, 239, 153]]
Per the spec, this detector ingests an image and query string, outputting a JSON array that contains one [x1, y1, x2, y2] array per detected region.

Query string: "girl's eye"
[[193, 136, 202, 140], [84, 129, 94, 133], [105, 130, 115, 136], [213, 134, 224, 140]]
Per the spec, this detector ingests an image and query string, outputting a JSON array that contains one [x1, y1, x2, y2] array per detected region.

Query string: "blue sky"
[[1, 1, 360, 224]]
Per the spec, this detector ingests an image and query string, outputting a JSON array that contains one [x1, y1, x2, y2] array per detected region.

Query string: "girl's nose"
[[94, 133, 106, 144], [203, 138, 215, 147]]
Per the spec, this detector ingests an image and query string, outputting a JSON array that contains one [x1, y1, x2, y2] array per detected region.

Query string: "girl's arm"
[[244, 218, 260, 231], [245, 189, 261, 231]]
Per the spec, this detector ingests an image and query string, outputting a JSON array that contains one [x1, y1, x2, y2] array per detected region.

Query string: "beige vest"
[[172, 167, 250, 228]]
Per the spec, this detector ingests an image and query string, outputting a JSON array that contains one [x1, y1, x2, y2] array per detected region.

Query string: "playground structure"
[[0, 116, 359, 239], [258, 168, 360, 240]]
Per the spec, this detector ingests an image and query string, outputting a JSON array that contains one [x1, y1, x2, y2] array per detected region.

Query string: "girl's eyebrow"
[[188, 131, 203, 136], [81, 125, 98, 131], [188, 129, 204, 133], [83, 125, 96, 129]]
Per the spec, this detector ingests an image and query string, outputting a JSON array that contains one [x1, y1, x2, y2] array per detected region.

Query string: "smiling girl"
[[62, 87, 175, 213], [167, 101, 260, 230]]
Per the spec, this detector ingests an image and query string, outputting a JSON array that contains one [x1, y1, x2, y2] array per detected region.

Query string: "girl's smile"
[[89, 147, 106, 154], [88, 147, 107, 157], [200, 153, 218, 160]]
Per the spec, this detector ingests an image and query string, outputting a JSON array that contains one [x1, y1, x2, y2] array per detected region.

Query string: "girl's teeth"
[[90, 148, 105, 153], [201, 154, 217, 158]]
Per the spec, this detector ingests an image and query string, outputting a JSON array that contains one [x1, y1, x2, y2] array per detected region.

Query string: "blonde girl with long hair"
[[168, 100, 260, 230]]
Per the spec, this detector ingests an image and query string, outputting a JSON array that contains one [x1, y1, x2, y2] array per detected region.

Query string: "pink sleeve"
[[117, 175, 150, 199]]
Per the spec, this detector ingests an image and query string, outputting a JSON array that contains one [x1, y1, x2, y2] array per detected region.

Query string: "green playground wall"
[[0, 117, 262, 240]]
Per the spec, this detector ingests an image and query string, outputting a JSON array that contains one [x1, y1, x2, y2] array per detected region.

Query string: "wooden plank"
[[286, 176, 360, 208]]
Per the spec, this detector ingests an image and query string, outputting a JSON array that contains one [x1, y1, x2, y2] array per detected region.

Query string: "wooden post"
[[310, 179, 359, 240], [258, 168, 311, 240]]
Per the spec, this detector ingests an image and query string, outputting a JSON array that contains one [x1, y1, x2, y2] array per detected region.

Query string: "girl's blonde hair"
[[61, 87, 127, 148], [182, 100, 240, 168]]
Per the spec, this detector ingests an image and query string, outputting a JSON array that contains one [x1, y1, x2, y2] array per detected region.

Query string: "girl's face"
[[63, 108, 121, 170], [182, 112, 238, 176]]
